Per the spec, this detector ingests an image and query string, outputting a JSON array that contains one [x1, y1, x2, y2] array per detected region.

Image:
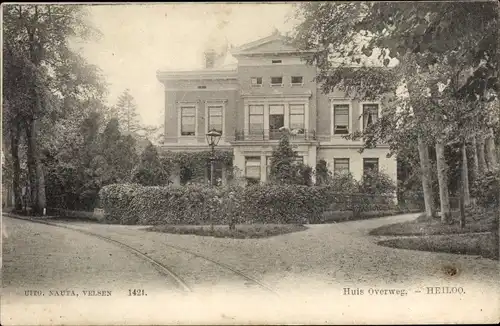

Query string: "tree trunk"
[[495, 192, 500, 260], [25, 118, 46, 215], [404, 56, 436, 219], [477, 135, 487, 173], [418, 135, 436, 218], [485, 128, 498, 170], [25, 119, 37, 214], [9, 121, 23, 211], [461, 142, 471, 206], [470, 136, 480, 182], [436, 140, 451, 223]]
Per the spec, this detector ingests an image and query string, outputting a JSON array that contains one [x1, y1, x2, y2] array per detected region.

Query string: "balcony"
[[234, 129, 317, 141]]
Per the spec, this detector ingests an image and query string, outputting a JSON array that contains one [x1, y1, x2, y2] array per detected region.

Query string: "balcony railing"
[[234, 129, 317, 141]]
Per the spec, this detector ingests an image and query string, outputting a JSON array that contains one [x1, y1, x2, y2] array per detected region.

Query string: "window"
[[270, 76, 283, 86], [334, 158, 350, 174], [251, 77, 262, 86], [363, 104, 379, 129], [269, 104, 285, 139], [249, 105, 264, 134], [291, 76, 303, 85], [363, 158, 379, 173], [272, 59, 282, 64], [197, 85, 207, 89], [245, 157, 261, 181], [180, 106, 196, 136], [333, 104, 350, 134], [289, 104, 305, 132], [208, 105, 223, 134]]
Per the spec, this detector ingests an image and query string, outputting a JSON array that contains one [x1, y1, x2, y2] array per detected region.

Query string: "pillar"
[[260, 155, 267, 183]]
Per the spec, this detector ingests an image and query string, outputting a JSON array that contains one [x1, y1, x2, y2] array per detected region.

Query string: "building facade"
[[156, 32, 397, 185]]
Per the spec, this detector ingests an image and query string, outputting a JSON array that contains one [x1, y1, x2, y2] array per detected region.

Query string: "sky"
[[75, 3, 298, 128]]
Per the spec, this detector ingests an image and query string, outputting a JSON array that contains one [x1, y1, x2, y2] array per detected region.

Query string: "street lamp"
[[206, 129, 222, 187]]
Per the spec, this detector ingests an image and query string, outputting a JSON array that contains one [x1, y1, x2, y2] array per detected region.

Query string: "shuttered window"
[[334, 104, 349, 134]]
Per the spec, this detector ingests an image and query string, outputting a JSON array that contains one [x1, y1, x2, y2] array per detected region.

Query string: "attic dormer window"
[[272, 59, 282, 64]]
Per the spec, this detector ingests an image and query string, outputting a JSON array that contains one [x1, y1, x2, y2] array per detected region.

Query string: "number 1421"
[[128, 289, 146, 296]]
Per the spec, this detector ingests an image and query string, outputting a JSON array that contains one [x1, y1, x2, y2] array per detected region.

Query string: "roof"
[[156, 31, 314, 81], [231, 31, 315, 57]]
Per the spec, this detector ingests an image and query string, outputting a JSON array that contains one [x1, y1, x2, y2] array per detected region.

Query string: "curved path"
[[2, 213, 498, 324]]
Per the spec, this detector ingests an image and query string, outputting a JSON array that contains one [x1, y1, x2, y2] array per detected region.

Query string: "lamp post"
[[206, 129, 222, 187]]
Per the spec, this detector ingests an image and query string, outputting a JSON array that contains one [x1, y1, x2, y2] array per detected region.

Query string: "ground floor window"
[[363, 158, 379, 174], [334, 158, 350, 174], [245, 156, 261, 183]]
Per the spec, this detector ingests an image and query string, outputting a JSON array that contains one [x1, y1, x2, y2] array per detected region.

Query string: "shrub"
[[239, 183, 331, 224], [359, 169, 397, 195], [315, 159, 331, 185], [319, 170, 397, 216], [99, 183, 143, 224], [356, 170, 397, 214]]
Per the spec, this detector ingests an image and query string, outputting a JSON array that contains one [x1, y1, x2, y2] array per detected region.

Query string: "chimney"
[[204, 49, 216, 69]]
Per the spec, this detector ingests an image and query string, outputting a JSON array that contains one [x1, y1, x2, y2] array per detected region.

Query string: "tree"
[[113, 89, 142, 134], [292, 1, 498, 222], [269, 132, 301, 184], [101, 119, 138, 183], [130, 141, 170, 186], [3, 4, 102, 215], [2, 46, 29, 211]]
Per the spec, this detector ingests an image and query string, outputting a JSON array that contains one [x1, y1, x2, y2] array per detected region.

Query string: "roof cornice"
[[156, 69, 237, 81]]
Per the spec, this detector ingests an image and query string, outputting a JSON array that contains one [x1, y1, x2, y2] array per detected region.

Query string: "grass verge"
[[320, 208, 422, 224], [378, 233, 497, 260], [369, 209, 496, 236], [146, 224, 308, 239]]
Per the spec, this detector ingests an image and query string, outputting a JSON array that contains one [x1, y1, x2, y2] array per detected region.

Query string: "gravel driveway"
[[2, 213, 498, 325]]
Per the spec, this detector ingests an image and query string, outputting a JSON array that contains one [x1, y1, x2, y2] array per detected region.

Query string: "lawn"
[[320, 208, 422, 223], [369, 209, 497, 236], [378, 233, 497, 260], [371, 207, 499, 260], [146, 224, 308, 239]]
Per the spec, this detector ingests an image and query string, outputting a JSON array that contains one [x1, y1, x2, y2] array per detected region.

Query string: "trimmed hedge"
[[98, 183, 398, 225], [99, 183, 333, 225]]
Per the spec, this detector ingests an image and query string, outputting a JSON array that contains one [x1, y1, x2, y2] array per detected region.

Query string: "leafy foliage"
[[3, 5, 107, 214], [471, 168, 500, 208], [45, 118, 139, 211], [269, 132, 312, 185], [162, 150, 234, 185], [99, 183, 335, 225], [130, 141, 171, 186], [315, 159, 331, 185], [359, 169, 397, 196], [291, 2, 499, 221]]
